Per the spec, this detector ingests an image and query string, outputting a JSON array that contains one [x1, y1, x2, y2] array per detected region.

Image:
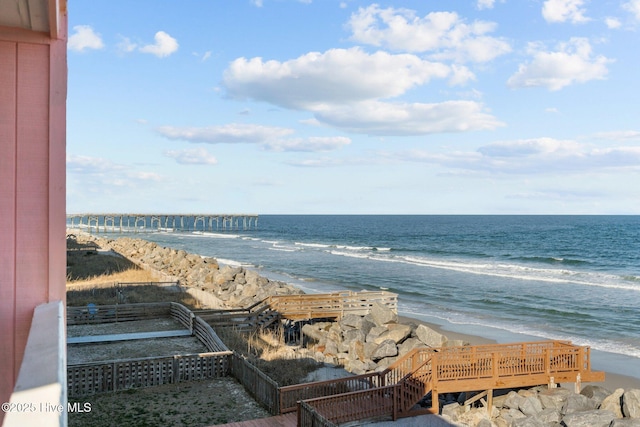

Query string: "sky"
[[66, 0, 640, 215]]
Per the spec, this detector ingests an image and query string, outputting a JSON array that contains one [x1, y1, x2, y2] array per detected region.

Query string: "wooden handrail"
[[296, 340, 604, 423]]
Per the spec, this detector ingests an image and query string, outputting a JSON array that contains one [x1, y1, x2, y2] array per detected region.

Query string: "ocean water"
[[83, 215, 640, 378]]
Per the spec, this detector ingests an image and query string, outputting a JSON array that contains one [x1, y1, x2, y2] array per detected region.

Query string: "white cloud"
[[477, 137, 581, 157], [507, 38, 610, 91], [449, 65, 477, 86], [117, 36, 138, 53], [158, 123, 293, 143], [68, 25, 104, 52], [314, 100, 504, 136], [592, 130, 640, 141], [139, 31, 179, 58], [346, 5, 511, 62], [542, 0, 590, 23], [623, 0, 640, 21], [223, 47, 450, 110], [164, 148, 218, 165], [397, 138, 640, 174], [263, 136, 351, 152], [477, 0, 495, 10], [605, 17, 622, 29], [66, 154, 124, 173], [66, 154, 163, 185], [158, 124, 350, 153]]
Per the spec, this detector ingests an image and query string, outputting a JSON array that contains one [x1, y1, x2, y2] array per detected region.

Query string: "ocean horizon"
[[74, 214, 640, 380]]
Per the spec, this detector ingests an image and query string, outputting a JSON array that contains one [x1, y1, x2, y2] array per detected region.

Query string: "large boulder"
[[397, 337, 427, 355], [539, 387, 572, 411], [302, 323, 330, 342], [624, 389, 640, 418], [611, 419, 640, 426], [600, 388, 625, 419], [581, 385, 612, 407], [338, 314, 364, 329], [504, 391, 525, 410], [365, 325, 389, 343], [561, 409, 615, 427], [414, 324, 447, 348], [519, 395, 543, 416], [511, 416, 547, 427], [215, 265, 242, 285], [562, 393, 597, 415], [372, 323, 412, 345], [370, 339, 398, 361], [366, 302, 397, 326]]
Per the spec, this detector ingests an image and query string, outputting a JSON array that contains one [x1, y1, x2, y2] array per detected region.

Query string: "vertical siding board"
[[48, 12, 68, 304], [0, 41, 18, 401], [14, 43, 50, 375]]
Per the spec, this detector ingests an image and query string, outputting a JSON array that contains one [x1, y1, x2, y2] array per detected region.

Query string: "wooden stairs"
[[290, 340, 605, 425]]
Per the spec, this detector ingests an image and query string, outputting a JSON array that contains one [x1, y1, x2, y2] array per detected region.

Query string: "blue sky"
[[67, 0, 640, 214]]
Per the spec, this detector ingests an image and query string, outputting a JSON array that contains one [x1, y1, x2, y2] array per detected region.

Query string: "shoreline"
[[398, 314, 640, 392], [73, 231, 640, 392]]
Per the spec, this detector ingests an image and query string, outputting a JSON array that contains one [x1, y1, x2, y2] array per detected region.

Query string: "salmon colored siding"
[[0, 40, 19, 403], [0, 8, 68, 414]]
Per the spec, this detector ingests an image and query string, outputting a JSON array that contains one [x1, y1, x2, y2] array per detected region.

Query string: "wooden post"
[[431, 388, 439, 413], [487, 389, 493, 416], [492, 352, 498, 379], [393, 384, 398, 420]]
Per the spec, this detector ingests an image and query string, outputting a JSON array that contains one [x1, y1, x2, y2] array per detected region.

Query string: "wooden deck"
[[196, 291, 398, 330], [294, 340, 605, 425], [268, 291, 397, 321]]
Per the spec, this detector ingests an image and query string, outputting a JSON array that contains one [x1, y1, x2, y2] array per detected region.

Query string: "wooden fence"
[[67, 302, 231, 397], [229, 353, 280, 415], [67, 351, 232, 397], [193, 316, 230, 352], [67, 302, 172, 325], [297, 401, 338, 427]]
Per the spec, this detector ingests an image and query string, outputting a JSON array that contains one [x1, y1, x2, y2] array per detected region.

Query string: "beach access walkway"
[[279, 340, 604, 426], [196, 290, 398, 330]]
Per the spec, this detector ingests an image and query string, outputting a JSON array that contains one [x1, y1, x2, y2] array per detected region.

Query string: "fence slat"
[[67, 352, 232, 397]]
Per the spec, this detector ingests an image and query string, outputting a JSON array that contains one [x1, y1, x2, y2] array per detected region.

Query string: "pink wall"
[[0, 9, 67, 413]]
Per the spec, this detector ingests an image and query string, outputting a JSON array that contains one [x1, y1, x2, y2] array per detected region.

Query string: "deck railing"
[[297, 401, 338, 427], [229, 353, 280, 415], [3, 301, 67, 427], [279, 372, 382, 413], [267, 291, 397, 321], [298, 340, 604, 425], [195, 300, 272, 329], [301, 384, 400, 424]]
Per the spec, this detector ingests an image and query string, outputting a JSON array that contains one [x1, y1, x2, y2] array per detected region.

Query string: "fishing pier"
[[66, 213, 258, 233]]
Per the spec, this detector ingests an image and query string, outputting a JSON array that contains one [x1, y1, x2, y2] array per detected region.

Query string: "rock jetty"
[[91, 235, 303, 307], [439, 385, 640, 427]]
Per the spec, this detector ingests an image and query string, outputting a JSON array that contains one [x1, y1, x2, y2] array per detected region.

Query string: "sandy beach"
[[398, 314, 640, 392]]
